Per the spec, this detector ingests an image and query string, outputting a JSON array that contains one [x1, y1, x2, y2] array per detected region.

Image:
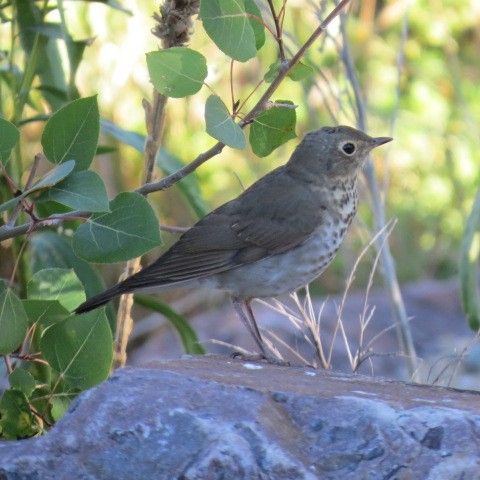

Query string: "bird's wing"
[[122, 167, 325, 289]]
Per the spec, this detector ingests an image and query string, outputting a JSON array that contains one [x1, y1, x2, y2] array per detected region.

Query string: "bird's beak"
[[371, 136, 393, 148]]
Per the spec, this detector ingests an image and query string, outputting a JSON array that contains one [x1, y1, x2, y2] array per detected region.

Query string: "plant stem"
[[338, 9, 418, 378], [267, 0, 286, 61]]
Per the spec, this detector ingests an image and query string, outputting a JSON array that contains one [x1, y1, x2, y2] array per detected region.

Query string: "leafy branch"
[[0, 0, 352, 241]]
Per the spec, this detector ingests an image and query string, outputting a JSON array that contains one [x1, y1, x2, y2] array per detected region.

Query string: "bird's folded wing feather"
[[122, 168, 325, 289]]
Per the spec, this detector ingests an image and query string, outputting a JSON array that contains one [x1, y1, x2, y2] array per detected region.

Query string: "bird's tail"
[[75, 283, 130, 314]]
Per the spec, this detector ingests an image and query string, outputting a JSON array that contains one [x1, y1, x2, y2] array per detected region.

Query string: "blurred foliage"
[[1, 0, 473, 288]]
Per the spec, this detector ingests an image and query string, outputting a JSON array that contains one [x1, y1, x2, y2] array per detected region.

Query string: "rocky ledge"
[[1, 355, 480, 479]]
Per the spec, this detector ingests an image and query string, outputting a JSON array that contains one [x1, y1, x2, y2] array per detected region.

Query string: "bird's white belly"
[[201, 219, 347, 298]]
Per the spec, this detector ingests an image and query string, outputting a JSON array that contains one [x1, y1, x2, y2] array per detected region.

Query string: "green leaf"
[[16, 0, 68, 111], [42, 96, 100, 171], [134, 295, 206, 355], [30, 160, 77, 191], [73, 192, 161, 263], [100, 118, 144, 151], [22, 299, 71, 327], [0, 160, 76, 213], [200, 0, 257, 62], [30, 22, 65, 40], [29, 231, 116, 329], [36, 170, 110, 212], [30, 232, 106, 296], [146, 48, 207, 98], [0, 288, 29, 355], [51, 396, 72, 422], [244, 0, 265, 50], [264, 60, 313, 83], [0, 390, 35, 440], [101, 119, 208, 218], [460, 186, 480, 330], [288, 62, 314, 81], [205, 95, 246, 149], [9, 369, 36, 397], [27, 268, 86, 312], [0, 118, 20, 162], [41, 309, 113, 389], [249, 100, 296, 157]]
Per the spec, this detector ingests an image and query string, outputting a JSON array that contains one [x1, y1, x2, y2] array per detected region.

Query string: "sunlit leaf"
[[249, 100, 297, 157], [200, 0, 257, 62], [244, 0, 265, 50], [146, 48, 207, 98], [205, 95, 246, 149], [72, 192, 161, 263]]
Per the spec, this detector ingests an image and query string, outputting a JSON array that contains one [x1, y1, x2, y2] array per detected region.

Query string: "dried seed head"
[[152, 0, 200, 48]]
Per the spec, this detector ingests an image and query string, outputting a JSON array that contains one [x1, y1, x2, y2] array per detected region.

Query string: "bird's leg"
[[231, 298, 289, 365], [231, 297, 267, 357], [244, 299, 265, 351]]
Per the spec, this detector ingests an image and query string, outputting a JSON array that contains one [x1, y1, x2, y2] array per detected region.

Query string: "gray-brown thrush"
[[76, 125, 392, 358]]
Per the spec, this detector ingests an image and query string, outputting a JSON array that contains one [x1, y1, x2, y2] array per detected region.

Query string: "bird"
[[75, 125, 392, 361]]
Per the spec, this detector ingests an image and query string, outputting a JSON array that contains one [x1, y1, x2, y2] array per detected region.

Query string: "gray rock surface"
[[1, 356, 480, 480]]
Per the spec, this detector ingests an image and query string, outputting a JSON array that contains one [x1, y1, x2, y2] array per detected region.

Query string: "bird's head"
[[287, 125, 392, 179]]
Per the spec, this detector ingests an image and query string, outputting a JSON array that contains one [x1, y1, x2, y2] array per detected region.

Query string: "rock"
[[1, 356, 480, 479]]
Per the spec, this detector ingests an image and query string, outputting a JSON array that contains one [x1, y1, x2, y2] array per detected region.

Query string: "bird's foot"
[[231, 351, 290, 366]]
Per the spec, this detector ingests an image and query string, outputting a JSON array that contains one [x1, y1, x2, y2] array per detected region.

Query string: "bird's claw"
[[231, 351, 290, 366]]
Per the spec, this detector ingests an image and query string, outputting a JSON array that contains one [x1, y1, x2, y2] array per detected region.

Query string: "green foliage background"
[[18, 0, 475, 286]]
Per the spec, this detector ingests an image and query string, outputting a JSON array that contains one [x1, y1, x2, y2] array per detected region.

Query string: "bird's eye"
[[342, 143, 355, 155]]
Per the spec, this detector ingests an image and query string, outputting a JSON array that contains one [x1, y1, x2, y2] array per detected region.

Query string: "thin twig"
[[267, 0, 286, 61], [160, 224, 189, 234], [353, 220, 398, 370], [328, 220, 395, 368], [4, 354, 13, 374], [7, 152, 43, 228], [338, 5, 418, 378]]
